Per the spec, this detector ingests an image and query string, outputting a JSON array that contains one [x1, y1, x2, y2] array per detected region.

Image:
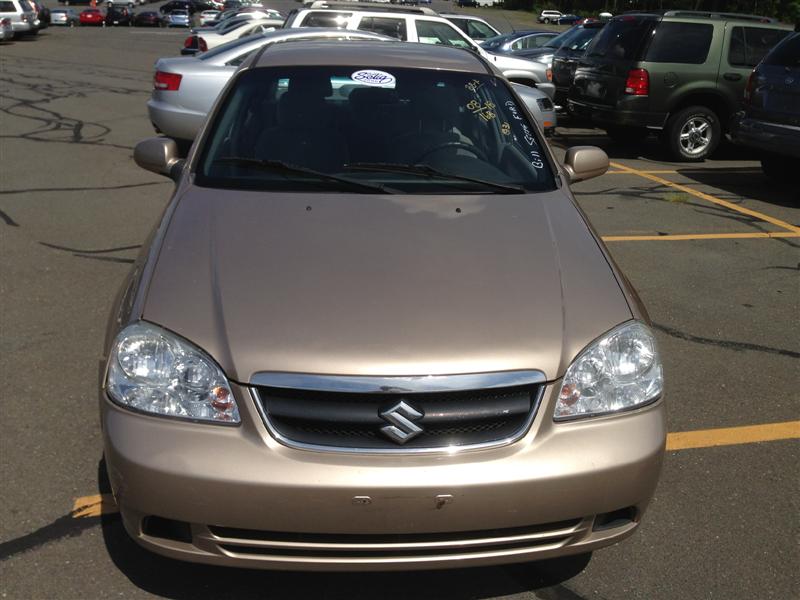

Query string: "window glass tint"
[[197, 67, 554, 194], [587, 17, 653, 60], [729, 26, 791, 67], [302, 11, 350, 28], [764, 33, 800, 67], [564, 27, 601, 51], [645, 22, 713, 64], [466, 21, 496, 40], [200, 35, 259, 60], [359, 16, 406, 40], [416, 20, 471, 49], [481, 33, 513, 50], [544, 26, 585, 49], [0, 1, 16, 10]]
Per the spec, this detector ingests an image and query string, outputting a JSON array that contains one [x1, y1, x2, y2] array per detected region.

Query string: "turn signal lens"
[[743, 70, 756, 104], [154, 71, 182, 91], [624, 68, 649, 96]]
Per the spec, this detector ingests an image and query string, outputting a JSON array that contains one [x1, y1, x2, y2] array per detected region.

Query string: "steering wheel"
[[414, 142, 488, 164]]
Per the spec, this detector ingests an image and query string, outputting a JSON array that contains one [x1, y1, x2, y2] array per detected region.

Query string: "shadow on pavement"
[[98, 462, 591, 600], [676, 166, 799, 208]]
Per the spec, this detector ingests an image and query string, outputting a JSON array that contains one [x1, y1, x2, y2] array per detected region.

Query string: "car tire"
[[544, 18, 550, 24], [760, 153, 793, 184], [664, 105, 721, 162]]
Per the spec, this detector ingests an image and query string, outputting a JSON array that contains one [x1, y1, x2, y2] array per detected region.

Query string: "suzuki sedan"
[[103, 41, 665, 571]]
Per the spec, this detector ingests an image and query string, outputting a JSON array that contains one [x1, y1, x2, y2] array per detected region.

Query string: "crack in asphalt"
[[0, 208, 19, 226], [0, 181, 168, 195], [653, 322, 800, 359], [39, 241, 140, 264], [0, 61, 150, 150]]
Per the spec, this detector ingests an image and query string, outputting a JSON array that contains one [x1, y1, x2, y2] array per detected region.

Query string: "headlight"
[[555, 321, 663, 420], [535, 53, 554, 65], [106, 322, 239, 423]]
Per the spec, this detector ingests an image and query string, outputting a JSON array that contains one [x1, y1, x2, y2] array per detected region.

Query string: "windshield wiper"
[[343, 162, 525, 194], [212, 157, 393, 194]]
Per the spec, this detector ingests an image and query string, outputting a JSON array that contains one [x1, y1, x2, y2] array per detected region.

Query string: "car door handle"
[[723, 73, 742, 81]]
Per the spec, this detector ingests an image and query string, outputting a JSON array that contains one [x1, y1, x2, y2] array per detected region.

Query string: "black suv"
[[730, 32, 800, 183], [551, 21, 605, 106], [568, 11, 791, 160]]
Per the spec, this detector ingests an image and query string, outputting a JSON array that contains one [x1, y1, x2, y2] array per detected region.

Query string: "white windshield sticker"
[[351, 69, 396, 87]]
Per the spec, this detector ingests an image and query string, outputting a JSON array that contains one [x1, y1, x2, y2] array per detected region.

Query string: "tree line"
[[500, 0, 800, 23]]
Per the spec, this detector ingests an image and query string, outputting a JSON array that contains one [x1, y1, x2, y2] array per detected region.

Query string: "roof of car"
[[251, 40, 490, 73]]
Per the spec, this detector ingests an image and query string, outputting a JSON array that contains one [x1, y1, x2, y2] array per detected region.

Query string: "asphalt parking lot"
[[1, 3, 798, 598]]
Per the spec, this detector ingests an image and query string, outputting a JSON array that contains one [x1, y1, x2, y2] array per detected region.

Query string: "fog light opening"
[[142, 516, 193, 543], [593, 507, 637, 531]]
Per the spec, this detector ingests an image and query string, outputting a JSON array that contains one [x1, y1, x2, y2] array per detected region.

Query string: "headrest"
[[348, 87, 399, 110], [288, 74, 333, 98]]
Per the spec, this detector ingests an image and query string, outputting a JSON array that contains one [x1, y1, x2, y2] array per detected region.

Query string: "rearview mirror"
[[134, 137, 184, 180], [562, 146, 609, 183]]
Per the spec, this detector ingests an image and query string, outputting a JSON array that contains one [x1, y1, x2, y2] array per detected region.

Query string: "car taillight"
[[198, 37, 208, 52], [546, 68, 553, 82], [154, 71, 182, 91], [743, 70, 756, 104], [624, 68, 649, 96], [183, 36, 195, 48]]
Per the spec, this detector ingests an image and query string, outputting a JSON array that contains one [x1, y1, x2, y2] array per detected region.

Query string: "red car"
[[79, 8, 104, 26]]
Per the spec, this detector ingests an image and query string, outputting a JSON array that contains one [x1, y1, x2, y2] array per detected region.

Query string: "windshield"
[[196, 66, 554, 194], [481, 33, 515, 50], [543, 25, 584, 49], [587, 16, 654, 59]]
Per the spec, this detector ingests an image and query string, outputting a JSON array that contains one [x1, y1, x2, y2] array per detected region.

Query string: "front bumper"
[[729, 113, 800, 159], [102, 382, 665, 571]]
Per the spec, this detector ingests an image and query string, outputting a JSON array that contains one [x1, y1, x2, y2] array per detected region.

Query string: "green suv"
[[568, 11, 791, 161]]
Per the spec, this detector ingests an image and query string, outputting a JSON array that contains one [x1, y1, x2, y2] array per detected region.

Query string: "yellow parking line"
[[667, 421, 800, 451], [609, 161, 800, 234], [603, 232, 800, 242], [71, 494, 117, 518], [607, 169, 677, 174], [68, 421, 800, 517]]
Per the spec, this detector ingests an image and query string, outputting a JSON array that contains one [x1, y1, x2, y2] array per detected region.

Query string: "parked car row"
[[567, 10, 793, 161]]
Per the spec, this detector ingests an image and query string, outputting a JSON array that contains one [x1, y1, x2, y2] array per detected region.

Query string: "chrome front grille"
[[250, 371, 546, 453]]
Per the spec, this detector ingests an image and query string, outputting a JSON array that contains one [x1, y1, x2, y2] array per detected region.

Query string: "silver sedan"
[[148, 29, 395, 145]]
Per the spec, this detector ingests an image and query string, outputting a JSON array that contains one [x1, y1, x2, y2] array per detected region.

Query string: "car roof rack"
[[306, 1, 438, 16], [663, 10, 775, 23]]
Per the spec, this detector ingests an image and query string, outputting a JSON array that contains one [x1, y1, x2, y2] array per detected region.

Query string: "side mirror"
[[562, 146, 609, 183], [133, 137, 184, 180]]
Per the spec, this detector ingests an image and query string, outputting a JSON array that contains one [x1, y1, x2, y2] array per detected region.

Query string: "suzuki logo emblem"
[[379, 401, 423, 444]]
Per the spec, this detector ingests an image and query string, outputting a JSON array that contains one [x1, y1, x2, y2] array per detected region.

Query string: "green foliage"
[[506, 0, 799, 22]]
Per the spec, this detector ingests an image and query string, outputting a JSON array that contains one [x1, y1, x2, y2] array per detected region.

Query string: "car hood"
[[142, 187, 631, 383]]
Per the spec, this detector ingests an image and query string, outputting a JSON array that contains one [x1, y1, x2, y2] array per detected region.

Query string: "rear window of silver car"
[[196, 66, 555, 194]]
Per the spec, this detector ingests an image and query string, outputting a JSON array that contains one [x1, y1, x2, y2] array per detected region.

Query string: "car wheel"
[[544, 18, 550, 24], [605, 126, 649, 144], [760, 153, 793, 184], [664, 105, 720, 162]]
